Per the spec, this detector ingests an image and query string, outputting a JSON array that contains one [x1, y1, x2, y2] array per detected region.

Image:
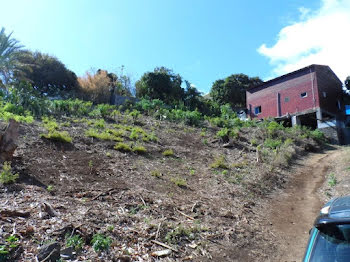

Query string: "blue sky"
[[3, 0, 348, 94]]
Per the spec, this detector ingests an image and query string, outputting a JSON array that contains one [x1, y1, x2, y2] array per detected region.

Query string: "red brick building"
[[246, 64, 344, 131]]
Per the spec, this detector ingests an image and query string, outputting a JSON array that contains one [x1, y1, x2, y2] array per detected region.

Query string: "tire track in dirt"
[[266, 148, 344, 262]]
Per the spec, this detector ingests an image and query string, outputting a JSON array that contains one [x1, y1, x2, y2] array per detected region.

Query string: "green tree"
[[0, 27, 23, 84], [15, 51, 78, 97], [183, 80, 202, 111], [210, 73, 263, 108], [135, 67, 184, 105]]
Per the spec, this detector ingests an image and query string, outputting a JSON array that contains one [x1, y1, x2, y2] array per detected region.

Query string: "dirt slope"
[[265, 146, 346, 261]]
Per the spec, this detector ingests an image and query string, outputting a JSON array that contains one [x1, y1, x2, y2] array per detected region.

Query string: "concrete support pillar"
[[316, 108, 322, 128], [292, 115, 301, 126]]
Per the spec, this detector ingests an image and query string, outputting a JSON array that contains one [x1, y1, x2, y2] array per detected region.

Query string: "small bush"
[[66, 234, 84, 251], [210, 156, 229, 169], [162, 149, 174, 157], [171, 177, 187, 187], [266, 121, 284, 137], [151, 170, 162, 178], [310, 129, 326, 143], [133, 145, 147, 154], [114, 142, 132, 152], [0, 162, 19, 184], [165, 225, 199, 244], [91, 234, 112, 252], [264, 138, 282, 149], [328, 173, 337, 187], [41, 131, 72, 143]]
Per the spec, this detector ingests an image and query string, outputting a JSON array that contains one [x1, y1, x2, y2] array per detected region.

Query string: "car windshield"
[[309, 224, 350, 262]]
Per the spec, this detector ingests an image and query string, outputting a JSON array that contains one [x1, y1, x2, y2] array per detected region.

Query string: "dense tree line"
[[0, 26, 266, 113]]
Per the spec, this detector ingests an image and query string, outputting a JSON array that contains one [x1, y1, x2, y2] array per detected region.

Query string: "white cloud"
[[258, 0, 350, 82]]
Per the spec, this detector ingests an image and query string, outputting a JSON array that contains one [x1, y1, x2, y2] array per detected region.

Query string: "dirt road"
[[266, 147, 345, 261]]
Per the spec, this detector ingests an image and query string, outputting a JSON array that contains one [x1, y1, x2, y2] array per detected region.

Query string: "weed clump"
[[133, 145, 147, 154], [91, 234, 112, 252], [0, 162, 19, 184], [114, 142, 132, 152], [65, 234, 84, 251], [41, 130, 73, 143], [328, 173, 337, 187], [171, 177, 187, 187], [210, 156, 229, 169], [162, 149, 174, 157]]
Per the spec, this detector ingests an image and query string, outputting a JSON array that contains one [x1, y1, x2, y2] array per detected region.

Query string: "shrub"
[[165, 225, 199, 244], [41, 130, 73, 143], [162, 149, 174, 157], [0, 162, 19, 184], [51, 99, 93, 117], [210, 156, 229, 169], [266, 121, 284, 137], [91, 234, 112, 252], [328, 173, 337, 187], [310, 129, 326, 143], [133, 145, 147, 154], [151, 170, 162, 178], [66, 234, 84, 251], [114, 142, 132, 152], [264, 138, 282, 149], [78, 70, 112, 104], [171, 177, 187, 187]]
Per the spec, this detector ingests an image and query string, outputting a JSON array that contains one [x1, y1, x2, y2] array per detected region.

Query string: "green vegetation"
[[165, 225, 200, 245], [171, 177, 187, 187], [264, 138, 282, 149], [65, 234, 84, 251], [85, 128, 123, 142], [91, 234, 112, 252], [0, 235, 19, 261], [162, 149, 174, 157], [41, 130, 72, 143], [210, 156, 229, 169], [114, 142, 132, 152], [328, 173, 337, 187], [210, 74, 263, 108], [0, 162, 19, 184], [132, 145, 147, 154], [151, 170, 162, 178], [47, 185, 54, 192]]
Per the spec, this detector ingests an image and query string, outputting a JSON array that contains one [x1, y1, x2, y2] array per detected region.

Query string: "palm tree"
[[0, 27, 23, 85]]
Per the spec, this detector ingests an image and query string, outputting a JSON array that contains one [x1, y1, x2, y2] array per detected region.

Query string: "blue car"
[[303, 196, 350, 262]]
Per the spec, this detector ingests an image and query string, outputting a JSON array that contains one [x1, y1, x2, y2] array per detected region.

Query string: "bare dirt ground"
[[0, 117, 327, 261], [264, 146, 347, 262]]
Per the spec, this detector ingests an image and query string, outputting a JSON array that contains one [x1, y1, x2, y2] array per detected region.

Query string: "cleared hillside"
[[0, 103, 325, 261]]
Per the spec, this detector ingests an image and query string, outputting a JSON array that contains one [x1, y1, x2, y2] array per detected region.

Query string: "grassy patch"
[[41, 130, 73, 143], [162, 149, 174, 157], [133, 145, 147, 154], [114, 142, 132, 152], [210, 156, 229, 169], [171, 177, 187, 187], [151, 170, 162, 178]]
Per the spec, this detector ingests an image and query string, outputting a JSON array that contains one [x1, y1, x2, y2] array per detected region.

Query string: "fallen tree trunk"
[[0, 119, 19, 163]]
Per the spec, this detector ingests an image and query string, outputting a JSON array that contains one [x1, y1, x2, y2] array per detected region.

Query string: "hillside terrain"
[[0, 108, 325, 261]]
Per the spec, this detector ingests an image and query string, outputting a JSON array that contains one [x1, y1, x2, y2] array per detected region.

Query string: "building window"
[[323, 92, 327, 98], [300, 92, 307, 98], [284, 97, 289, 102], [254, 106, 261, 115]]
